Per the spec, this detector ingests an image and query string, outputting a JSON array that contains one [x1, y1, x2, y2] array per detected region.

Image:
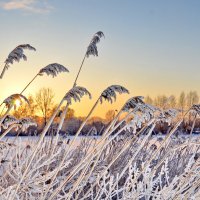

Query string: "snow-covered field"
[[0, 133, 200, 200], [0, 99, 199, 199]]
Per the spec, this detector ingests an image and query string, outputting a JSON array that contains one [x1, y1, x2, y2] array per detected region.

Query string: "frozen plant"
[[0, 44, 36, 79]]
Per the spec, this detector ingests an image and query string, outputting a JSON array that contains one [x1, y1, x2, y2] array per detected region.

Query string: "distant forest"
[[1, 88, 199, 137]]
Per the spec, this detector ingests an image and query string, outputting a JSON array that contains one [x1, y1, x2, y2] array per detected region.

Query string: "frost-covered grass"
[[1, 128, 200, 199], [0, 97, 200, 200]]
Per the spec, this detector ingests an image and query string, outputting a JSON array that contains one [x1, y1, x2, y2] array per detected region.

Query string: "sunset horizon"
[[0, 1, 200, 117]]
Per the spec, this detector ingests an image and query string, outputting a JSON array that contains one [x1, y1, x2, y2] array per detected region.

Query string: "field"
[[1, 119, 200, 200]]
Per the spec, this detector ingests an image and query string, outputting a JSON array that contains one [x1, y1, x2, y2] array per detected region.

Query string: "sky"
[[0, 0, 200, 117]]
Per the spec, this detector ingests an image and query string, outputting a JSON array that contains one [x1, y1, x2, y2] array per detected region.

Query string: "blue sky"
[[0, 0, 200, 116]]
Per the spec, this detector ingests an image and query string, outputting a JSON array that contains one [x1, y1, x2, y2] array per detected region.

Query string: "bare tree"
[[186, 91, 199, 109], [35, 88, 55, 126], [168, 95, 176, 108], [154, 95, 168, 109], [145, 95, 153, 104], [178, 92, 186, 117]]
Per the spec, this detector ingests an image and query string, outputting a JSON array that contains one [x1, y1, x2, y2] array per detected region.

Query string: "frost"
[[38, 63, 69, 78], [100, 85, 129, 104]]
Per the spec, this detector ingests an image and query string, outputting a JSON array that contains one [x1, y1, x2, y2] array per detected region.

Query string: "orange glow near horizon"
[[0, 61, 199, 118], [0, 1, 200, 117]]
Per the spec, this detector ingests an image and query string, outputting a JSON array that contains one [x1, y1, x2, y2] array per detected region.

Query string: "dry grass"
[[0, 108, 199, 200]]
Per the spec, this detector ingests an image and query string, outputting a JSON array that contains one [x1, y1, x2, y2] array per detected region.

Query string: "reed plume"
[[0, 44, 36, 79], [73, 31, 104, 87]]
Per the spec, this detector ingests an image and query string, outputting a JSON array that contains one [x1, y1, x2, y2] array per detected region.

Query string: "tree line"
[[145, 91, 199, 115], [3, 89, 199, 136], [10, 89, 200, 123]]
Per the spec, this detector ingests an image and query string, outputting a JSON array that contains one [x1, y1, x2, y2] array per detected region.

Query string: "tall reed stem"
[[41, 98, 99, 200], [9, 99, 65, 200], [0, 73, 39, 130], [48, 109, 138, 199], [0, 63, 8, 79], [45, 103, 131, 199], [0, 124, 18, 141], [73, 123, 154, 200], [130, 119, 184, 188], [20, 74, 39, 94], [73, 55, 86, 87], [50, 105, 69, 156]]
